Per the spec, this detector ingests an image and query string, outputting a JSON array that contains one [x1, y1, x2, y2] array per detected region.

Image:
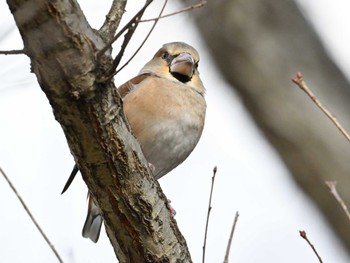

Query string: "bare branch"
[[325, 181, 350, 222], [202, 166, 218, 263], [0, 49, 25, 55], [223, 211, 240, 263], [114, 0, 168, 75], [299, 230, 323, 263], [292, 72, 350, 143], [98, 0, 127, 42], [0, 167, 63, 263], [140, 0, 206, 22], [103, 0, 158, 77], [96, 0, 153, 60], [7, 0, 192, 260]]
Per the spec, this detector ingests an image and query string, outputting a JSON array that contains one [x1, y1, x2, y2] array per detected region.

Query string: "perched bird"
[[62, 42, 206, 242]]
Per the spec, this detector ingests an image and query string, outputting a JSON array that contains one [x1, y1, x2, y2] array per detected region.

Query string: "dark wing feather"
[[117, 73, 151, 98], [61, 163, 79, 194]]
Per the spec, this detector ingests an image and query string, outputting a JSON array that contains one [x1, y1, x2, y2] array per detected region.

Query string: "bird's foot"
[[167, 199, 176, 217]]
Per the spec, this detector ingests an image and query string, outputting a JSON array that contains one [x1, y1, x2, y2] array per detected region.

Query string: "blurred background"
[[1, 0, 350, 262]]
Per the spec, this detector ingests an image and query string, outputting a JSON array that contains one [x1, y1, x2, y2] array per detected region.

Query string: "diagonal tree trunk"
[[186, 0, 350, 251], [6, 0, 192, 261]]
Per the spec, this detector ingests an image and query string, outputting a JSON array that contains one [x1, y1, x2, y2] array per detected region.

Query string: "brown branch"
[[104, 0, 155, 77], [96, 0, 153, 60], [140, 0, 207, 22], [202, 166, 218, 263], [299, 230, 323, 263], [292, 72, 350, 142], [0, 167, 63, 263], [0, 49, 25, 55], [114, 0, 168, 75], [325, 181, 350, 222], [223, 211, 239, 263], [7, 0, 192, 261], [98, 0, 127, 42]]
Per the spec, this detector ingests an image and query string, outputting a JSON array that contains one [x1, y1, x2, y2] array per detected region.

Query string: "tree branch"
[[0, 167, 63, 263], [98, 0, 127, 42], [97, 0, 153, 60], [223, 211, 239, 263], [0, 49, 25, 55], [6, 0, 192, 262], [292, 72, 350, 143], [185, 0, 350, 249], [106, 0, 154, 76], [114, 0, 168, 75], [140, 0, 206, 22], [299, 230, 323, 263], [202, 166, 218, 263], [325, 181, 350, 222]]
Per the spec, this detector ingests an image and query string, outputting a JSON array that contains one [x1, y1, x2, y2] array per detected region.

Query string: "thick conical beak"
[[170, 52, 195, 78]]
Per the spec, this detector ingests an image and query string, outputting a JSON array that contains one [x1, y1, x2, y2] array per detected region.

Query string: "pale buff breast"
[[122, 76, 206, 179]]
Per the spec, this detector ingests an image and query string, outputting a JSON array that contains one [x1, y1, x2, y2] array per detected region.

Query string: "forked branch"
[[325, 181, 350, 222]]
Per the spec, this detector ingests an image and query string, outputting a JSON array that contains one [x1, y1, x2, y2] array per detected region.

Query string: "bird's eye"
[[195, 62, 199, 69], [161, 51, 169, 59]]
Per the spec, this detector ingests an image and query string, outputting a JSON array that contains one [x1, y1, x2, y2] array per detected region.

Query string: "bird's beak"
[[170, 52, 195, 78]]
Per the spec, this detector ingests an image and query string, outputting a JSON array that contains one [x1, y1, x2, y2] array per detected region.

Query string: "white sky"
[[0, 1, 350, 262]]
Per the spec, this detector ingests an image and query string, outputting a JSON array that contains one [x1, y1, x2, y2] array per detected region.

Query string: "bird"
[[61, 42, 206, 242]]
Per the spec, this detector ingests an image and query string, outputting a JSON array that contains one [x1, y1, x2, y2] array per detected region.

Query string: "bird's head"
[[140, 42, 205, 94]]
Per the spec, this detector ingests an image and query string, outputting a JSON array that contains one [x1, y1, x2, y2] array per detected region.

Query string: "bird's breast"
[[122, 76, 206, 179]]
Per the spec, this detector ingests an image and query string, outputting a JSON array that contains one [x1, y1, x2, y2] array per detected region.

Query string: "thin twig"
[[223, 211, 240, 263], [202, 166, 218, 263], [299, 230, 323, 263], [114, 0, 168, 75], [105, 0, 156, 77], [140, 0, 206, 22], [96, 0, 153, 59], [0, 49, 25, 55], [292, 72, 350, 143], [98, 0, 127, 42], [325, 181, 350, 222], [0, 167, 63, 263]]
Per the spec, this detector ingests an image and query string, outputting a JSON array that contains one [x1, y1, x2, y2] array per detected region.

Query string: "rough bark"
[[7, 0, 192, 262], [186, 0, 350, 250]]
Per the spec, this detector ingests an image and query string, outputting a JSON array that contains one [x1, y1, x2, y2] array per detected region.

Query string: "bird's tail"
[[61, 163, 79, 194], [82, 196, 103, 243]]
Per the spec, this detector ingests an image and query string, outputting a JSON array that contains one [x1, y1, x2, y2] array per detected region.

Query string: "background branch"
[[292, 72, 350, 142], [0, 167, 63, 263], [140, 0, 206, 22], [202, 166, 218, 263], [325, 181, 350, 222], [184, 0, 350, 249], [223, 211, 239, 263], [299, 230, 323, 263]]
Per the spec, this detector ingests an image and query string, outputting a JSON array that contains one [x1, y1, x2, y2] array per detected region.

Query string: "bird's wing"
[[61, 163, 79, 194], [117, 73, 151, 98], [61, 73, 152, 194]]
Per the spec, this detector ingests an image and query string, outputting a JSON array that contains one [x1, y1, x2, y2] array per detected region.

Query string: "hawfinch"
[[62, 42, 206, 242]]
